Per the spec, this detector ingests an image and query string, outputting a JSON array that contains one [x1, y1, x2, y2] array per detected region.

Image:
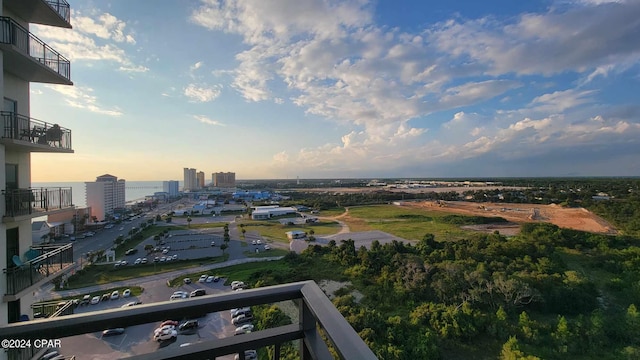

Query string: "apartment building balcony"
[[0, 112, 72, 152], [0, 281, 378, 360], [3, 243, 74, 302], [0, 16, 72, 85], [2, 187, 73, 222], [3, 0, 71, 28]]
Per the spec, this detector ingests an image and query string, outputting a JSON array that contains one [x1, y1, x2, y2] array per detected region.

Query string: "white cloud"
[[32, 10, 147, 73], [45, 85, 123, 116], [193, 115, 225, 126], [184, 84, 222, 102]]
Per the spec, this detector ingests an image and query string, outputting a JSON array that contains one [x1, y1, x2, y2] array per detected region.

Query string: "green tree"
[[500, 336, 541, 360], [220, 243, 228, 254], [552, 316, 570, 354]]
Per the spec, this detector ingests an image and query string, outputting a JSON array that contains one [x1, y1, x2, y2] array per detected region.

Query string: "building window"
[[7, 299, 21, 324]]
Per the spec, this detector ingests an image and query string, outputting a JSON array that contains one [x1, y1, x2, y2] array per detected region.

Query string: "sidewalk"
[[41, 256, 283, 300]]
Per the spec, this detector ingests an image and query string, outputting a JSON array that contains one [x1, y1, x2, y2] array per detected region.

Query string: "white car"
[[162, 249, 169, 254], [251, 240, 256, 245], [230, 307, 251, 318], [154, 324, 176, 334], [234, 350, 257, 360], [134, 258, 142, 265], [90, 296, 100, 305], [170, 293, 188, 301], [122, 289, 131, 298], [172, 254, 178, 260], [198, 275, 208, 283], [264, 244, 271, 250], [110, 291, 119, 300], [206, 276, 214, 283], [153, 328, 177, 342], [256, 239, 262, 245], [234, 324, 254, 335], [231, 281, 246, 290]]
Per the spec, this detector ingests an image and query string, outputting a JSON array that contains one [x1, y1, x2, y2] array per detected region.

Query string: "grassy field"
[[64, 256, 228, 289], [169, 257, 346, 288], [243, 248, 289, 258], [241, 220, 341, 242], [341, 205, 476, 241], [40, 286, 144, 303]]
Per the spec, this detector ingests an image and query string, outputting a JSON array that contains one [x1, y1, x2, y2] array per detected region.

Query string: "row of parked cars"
[[78, 289, 133, 305]]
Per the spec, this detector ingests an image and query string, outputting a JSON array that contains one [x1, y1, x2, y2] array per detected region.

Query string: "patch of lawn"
[[39, 286, 144, 303], [64, 256, 228, 289], [341, 205, 478, 241], [242, 221, 341, 243], [169, 257, 346, 288], [243, 248, 289, 258]]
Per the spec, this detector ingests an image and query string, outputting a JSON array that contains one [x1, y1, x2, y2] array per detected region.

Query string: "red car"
[[160, 320, 178, 327]]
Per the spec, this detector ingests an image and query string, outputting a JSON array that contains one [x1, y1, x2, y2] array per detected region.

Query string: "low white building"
[[251, 206, 297, 220], [286, 230, 307, 240]]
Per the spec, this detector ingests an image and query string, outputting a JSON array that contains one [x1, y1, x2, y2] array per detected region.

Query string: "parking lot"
[[57, 276, 243, 359]]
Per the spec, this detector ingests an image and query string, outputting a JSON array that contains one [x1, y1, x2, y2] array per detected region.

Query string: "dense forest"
[[246, 223, 640, 359]]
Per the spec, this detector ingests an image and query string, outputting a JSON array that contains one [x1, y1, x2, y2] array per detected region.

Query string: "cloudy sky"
[[30, 0, 640, 181]]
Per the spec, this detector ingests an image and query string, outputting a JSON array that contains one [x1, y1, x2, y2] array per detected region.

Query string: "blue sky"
[[30, 0, 640, 181]]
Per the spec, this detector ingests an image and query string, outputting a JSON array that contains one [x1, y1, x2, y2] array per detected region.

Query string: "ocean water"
[[31, 181, 174, 208]]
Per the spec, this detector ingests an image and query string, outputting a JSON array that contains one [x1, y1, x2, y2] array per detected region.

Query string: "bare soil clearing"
[[403, 201, 617, 235]]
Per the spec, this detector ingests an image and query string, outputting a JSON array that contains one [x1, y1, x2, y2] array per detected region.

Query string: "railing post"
[[299, 299, 315, 360]]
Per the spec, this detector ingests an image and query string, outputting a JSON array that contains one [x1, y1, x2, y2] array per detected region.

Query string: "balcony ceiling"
[[0, 45, 73, 85], [3, 0, 71, 28]]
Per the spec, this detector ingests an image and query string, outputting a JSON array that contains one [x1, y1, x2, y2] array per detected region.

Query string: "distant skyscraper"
[[212, 172, 236, 188], [163, 180, 179, 197], [197, 171, 205, 188], [183, 168, 197, 191], [85, 174, 126, 221]]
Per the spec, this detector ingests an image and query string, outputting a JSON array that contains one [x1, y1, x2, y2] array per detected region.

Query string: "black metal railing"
[[1, 111, 72, 150], [3, 243, 74, 296], [3, 187, 73, 218], [0, 16, 71, 81], [45, 0, 71, 23], [0, 281, 377, 360]]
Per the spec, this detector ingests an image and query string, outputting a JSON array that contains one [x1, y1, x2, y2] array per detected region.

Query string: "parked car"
[[153, 328, 177, 342], [102, 328, 125, 337], [213, 276, 220, 282], [125, 248, 137, 255], [234, 350, 258, 360], [183, 278, 192, 284], [232, 313, 254, 326], [264, 244, 271, 250], [122, 289, 131, 297], [162, 248, 169, 255], [206, 276, 215, 283], [160, 320, 178, 327], [172, 254, 178, 260], [170, 293, 187, 301], [251, 240, 256, 245], [198, 275, 208, 283], [134, 258, 142, 265], [91, 296, 100, 305], [141, 258, 148, 264], [256, 239, 262, 245], [210, 241, 216, 246], [190, 289, 206, 297], [121, 301, 141, 308], [234, 324, 255, 335], [110, 291, 119, 300], [230, 307, 251, 318], [101, 293, 110, 302], [178, 320, 199, 331], [231, 282, 246, 291], [172, 291, 189, 297], [80, 295, 91, 306]]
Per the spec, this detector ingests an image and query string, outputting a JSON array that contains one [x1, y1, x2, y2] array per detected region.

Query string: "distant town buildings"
[[197, 171, 205, 188], [213, 172, 236, 188], [163, 180, 180, 197], [183, 168, 197, 191], [85, 174, 126, 222]]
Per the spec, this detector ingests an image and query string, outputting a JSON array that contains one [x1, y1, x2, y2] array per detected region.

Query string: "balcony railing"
[[45, 0, 71, 23], [0, 281, 378, 360], [2, 187, 73, 218], [0, 16, 71, 81], [3, 243, 74, 296], [1, 111, 72, 150]]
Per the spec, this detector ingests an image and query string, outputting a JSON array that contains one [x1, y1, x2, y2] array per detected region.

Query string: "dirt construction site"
[[402, 200, 618, 235]]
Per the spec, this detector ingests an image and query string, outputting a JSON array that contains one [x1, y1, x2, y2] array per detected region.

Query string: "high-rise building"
[[212, 172, 236, 188], [85, 174, 126, 222], [0, 0, 74, 336], [197, 171, 205, 188], [183, 168, 197, 191], [163, 180, 179, 197]]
